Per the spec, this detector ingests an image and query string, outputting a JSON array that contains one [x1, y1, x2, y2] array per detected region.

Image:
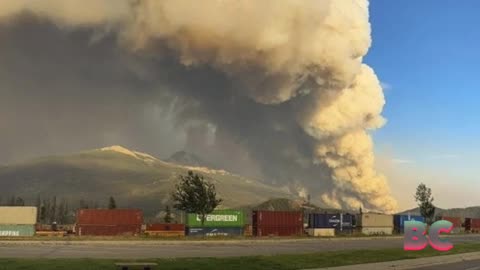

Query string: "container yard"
[[357, 213, 394, 235], [75, 209, 143, 236], [0, 206, 37, 237], [393, 214, 425, 233], [252, 210, 303, 237], [0, 206, 476, 238]]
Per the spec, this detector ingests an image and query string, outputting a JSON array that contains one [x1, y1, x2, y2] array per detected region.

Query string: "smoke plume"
[[0, 0, 397, 212]]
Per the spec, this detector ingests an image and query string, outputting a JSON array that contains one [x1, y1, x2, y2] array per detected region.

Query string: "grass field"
[[1, 242, 480, 270]]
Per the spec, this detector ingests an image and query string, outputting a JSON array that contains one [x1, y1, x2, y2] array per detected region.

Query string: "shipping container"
[[465, 218, 480, 233], [0, 207, 37, 225], [186, 210, 245, 228], [306, 228, 335, 237], [393, 215, 425, 233], [361, 227, 393, 235], [186, 227, 243, 237], [253, 226, 304, 237], [145, 224, 185, 231], [0, 224, 35, 237], [76, 209, 143, 225], [76, 224, 141, 236], [438, 216, 462, 228], [308, 213, 354, 230], [252, 211, 303, 227], [252, 211, 304, 237], [357, 213, 393, 228]]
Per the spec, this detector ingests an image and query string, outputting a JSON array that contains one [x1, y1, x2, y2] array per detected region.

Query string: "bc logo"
[[404, 220, 454, 251]]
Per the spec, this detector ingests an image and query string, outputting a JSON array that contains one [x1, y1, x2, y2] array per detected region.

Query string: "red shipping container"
[[252, 211, 303, 227], [440, 216, 462, 228], [465, 218, 480, 232], [146, 224, 185, 231], [76, 209, 143, 226], [253, 226, 304, 237], [76, 224, 141, 236], [252, 211, 303, 237]]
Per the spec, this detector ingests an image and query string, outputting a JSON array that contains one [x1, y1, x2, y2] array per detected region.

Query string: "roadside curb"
[[306, 251, 480, 270]]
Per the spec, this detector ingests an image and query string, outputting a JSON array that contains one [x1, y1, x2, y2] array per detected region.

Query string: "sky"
[[367, 0, 480, 210], [1, 0, 478, 212]]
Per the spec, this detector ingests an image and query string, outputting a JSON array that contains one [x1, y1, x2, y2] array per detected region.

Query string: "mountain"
[[397, 206, 480, 219], [0, 146, 296, 217], [166, 150, 214, 168]]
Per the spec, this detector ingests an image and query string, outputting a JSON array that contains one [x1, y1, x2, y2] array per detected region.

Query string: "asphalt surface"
[[413, 259, 480, 270], [0, 234, 479, 259]]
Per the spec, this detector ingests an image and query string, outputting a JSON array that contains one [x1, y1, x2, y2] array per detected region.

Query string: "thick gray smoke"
[[0, 0, 397, 212]]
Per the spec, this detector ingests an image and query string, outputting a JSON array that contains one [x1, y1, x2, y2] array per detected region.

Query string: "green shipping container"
[[0, 224, 35, 237], [187, 210, 245, 227]]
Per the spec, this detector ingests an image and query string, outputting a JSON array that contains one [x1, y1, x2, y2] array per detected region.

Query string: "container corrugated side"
[[308, 213, 354, 229], [252, 211, 303, 227], [465, 218, 480, 232], [0, 207, 37, 225], [76, 224, 141, 236], [76, 209, 143, 225], [0, 224, 35, 237], [186, 227, 243, 237], [186, 210, 245, 227], [253, 225, 304, 237], [361, 227, 393, 235], [393, 215, 425, 233], [358, 213, 393, 227], [439, 216, 462, 228]]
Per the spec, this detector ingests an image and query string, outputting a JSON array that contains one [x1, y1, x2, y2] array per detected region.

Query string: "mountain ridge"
[[0, 146, 297, 216]]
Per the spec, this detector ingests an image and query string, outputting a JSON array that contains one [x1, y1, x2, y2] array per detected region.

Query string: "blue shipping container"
[[186, 227, 243, 237], [394, 215, 425, 233], [308, 213, 354, 230]]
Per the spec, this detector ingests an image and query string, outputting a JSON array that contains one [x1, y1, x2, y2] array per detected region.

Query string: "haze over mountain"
[[0, 146, 297, 216]]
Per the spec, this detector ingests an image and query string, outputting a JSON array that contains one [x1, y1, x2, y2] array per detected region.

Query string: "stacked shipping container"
[[186, 210, 245, 237], [0, 207, 37, 237], [357, 213, 393, 235], [75, 209, 143, 236], [393, 214, 425, 234], [253, 211, 303, 237]]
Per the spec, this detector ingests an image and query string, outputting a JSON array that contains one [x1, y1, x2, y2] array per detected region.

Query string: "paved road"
[[0, 235, 479, 259], [414, 260, 480, 270]]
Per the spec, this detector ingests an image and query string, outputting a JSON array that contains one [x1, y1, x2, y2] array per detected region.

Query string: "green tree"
[[171, 171, 222, 225], [415, 183, 436, 225], [164, 205, 173, 223], [108, 196, 117, 209]]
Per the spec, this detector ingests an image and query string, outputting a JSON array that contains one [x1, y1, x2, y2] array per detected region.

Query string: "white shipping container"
[[307, 228, 335, 237], [358, 213, 393, 227], [0, 207, 37, 225], [361, 227, 393, 235]]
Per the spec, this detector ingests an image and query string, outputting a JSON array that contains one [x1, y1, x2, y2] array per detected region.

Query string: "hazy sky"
[[367, 0, 480, 210]]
